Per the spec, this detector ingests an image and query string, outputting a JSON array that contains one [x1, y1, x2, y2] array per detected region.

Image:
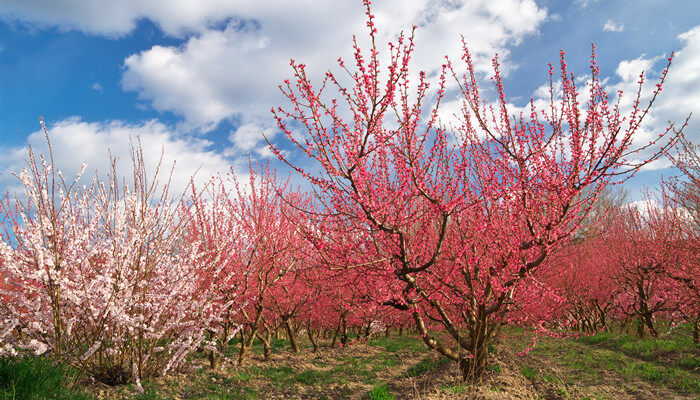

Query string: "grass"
[[674, 356, 700, 370], [577, 330, 694, 361], [369, 336, 425, 353], [524, 324, 700, 394], [404, 356, 449, 378], [520, 365, 538, 379], [294, 369, 335, 385], [621, 361, 699, 392], [441, 382, 471, 394], [367, 383, 395, 400], [0, 357, 93, 400], [8, 325, 697, 399]]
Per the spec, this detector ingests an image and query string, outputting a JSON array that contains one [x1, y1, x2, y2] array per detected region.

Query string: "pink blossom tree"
[[270, 0, 684, 381]]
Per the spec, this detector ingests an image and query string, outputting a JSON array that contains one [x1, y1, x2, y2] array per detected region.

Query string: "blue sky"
[[0, 0, 698, 199]]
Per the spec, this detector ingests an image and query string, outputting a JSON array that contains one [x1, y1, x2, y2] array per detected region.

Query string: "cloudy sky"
[[0, 0, 698, 198]]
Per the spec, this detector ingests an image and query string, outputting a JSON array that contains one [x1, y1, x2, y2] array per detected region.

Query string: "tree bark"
[[284, 317, 300, 353], [340, 316, 349, 345], [206, 331, 220, 369], [307, 325, 318, 353], [238, 305, 264, 365], [637, 317, 646, 338], [259, 326, 272, 360]]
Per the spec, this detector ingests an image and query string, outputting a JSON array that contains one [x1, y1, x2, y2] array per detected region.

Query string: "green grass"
[[369, 336, 425, 353], [441, 382, 471, 394], [487, 364, 502, 373], [332, 356, 377, 384], [520, 365, 538, 379], [530, 327, 700, 394], [404, 357, 449, 378], [674, 356, 700, 370], [0, 357, 93, 400], [255, 365, 296, 388], [294, 369, 334, 385], [577, 330, 694, 361], [367, 383, 395, 400], [131, 382, 162, 400], [621, 361, 699, 392]]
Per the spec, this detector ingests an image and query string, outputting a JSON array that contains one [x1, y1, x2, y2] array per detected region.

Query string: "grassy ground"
[[2, 325, 697, 399]]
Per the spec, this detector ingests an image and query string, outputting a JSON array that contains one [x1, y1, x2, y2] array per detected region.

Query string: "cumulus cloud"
[[0, 118, 235, 197], [603, 19, 624, 32], [1, 0, 547, 153], [611, 26, 700, 169], [0, 0, 268, 37], [439, 24, 700, 173], [615, 54, 659, 81], [117, 0, 546, 153]]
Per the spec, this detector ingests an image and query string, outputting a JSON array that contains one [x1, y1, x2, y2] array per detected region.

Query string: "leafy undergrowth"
[[6, 326, 697, 400]]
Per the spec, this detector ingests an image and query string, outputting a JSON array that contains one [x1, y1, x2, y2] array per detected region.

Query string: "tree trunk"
[[330, 322, 340, 348], [340, 316, 349, 345], [259, 326, 272, 360], [238, 306, 264, 365], [207, 349, 220, 370], [637, 317, 646, 338], [284, 317, 299, 353], [643, 314, 658, 338], [462, 314, 490, 382], [206, 331, 220, 369], [307, 326, 318, 353], [459, 349, 487, 382]]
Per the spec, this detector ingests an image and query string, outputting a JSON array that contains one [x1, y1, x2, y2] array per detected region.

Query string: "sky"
[[0, 0, 698, 200]]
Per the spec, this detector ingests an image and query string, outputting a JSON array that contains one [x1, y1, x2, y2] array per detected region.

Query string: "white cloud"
[[0, 0, 271, 37], [611, 26, 700, 169], [0, 1, 547, 151], [0, 118, 234, 197], [603, 19, 624, 32], [615, 54, 659, 81], [229, 123, 276, 152], [439, 24, 700, 175], [91, 82, 102, 92], [575, 0, 601, 8], [119, 1, 546, 136]]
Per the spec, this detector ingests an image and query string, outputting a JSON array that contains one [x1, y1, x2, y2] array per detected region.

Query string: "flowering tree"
[[183, 177, 249, 369], [227, 164, 309, 365], [664, 133, 699, 232], [0, 127, 236, 388], [604, 199, 692, 337], [662, 134, 700, 341], [270, 0, 684, 381]]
